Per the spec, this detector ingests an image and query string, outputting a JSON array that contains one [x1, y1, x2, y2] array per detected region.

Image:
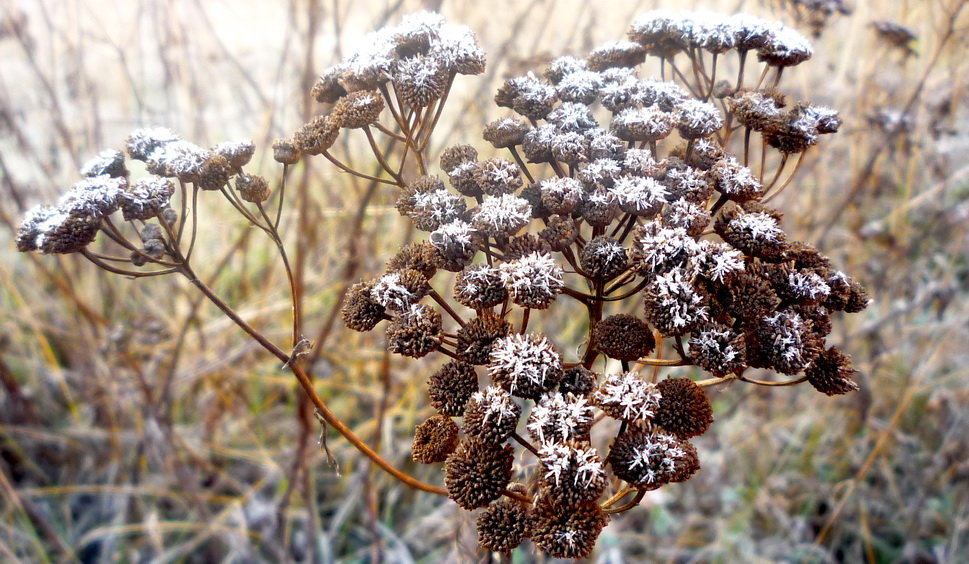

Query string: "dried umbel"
[[17, 9, 871, 562], [337, 9, 869, 559]]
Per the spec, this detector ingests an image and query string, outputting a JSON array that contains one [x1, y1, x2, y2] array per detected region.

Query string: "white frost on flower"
[[471, 193, 531, 237], [556, 70, 603, 104], [470, 386, 519, 426], [692, 240, 745, 282], [431, 23, 485, 74], [19, 206, 71, 251], [126, 127, 181, 160], [678, 99, 723, 135], [547, 102, 598, 132], [120, 177, 175, 220], [788, 270, 831, 302], [79, 149, 125, 177], [712, 157, 762, 198], [688, 326, 742, 365], [650, 267, 709, 330], [763, 311, 808, 364], [612, 106, 675, 139], [538, 443, 605, 489], [527, 392, 594, 445], [499, 251, 564, 308], [147, 140, 210, 179], [412, 189, 465, 227], [489, 333, 562, 394], [579, 159, 622, 188], [370, 272, 417, 311], [758, 21, 813, 65], [592, 371, 661, 422], [429, 219, 477, 256], [455, 264, 501, 303], [626, 431, 690, 487], [57, 175, 125, 218], [633, 222, 699, 272], [731, 211, 784, 242]]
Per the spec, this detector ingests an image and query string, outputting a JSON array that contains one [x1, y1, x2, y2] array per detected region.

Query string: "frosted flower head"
[[489, 332, 564, 399], [547, 102, 599, 133], [126, 127, 181, 161], [393, 55, 449, 108], [592, 372, 661, 422], [643, 267, 710, 335], [630, 221, 699, 275], [611, 175, 666, 217], [120, 177, 175, 221], [527, 392, 595, 445], [58, 176, 126, 219], [399, 180, 466, 232], [544, 56, 588, 84], [688, 323, 746, 377], [483, 117, 531, 149], [587, 40, 646, 71], [715, 206, 789, 258], [599, 76, 643, 113], [370, 270, 429, 312], [677, 99, 724, 139], [662, 199, 710, 237], [641, 79, 689, 111], [556, 70, 603, 104], [757, 23, 813, 67], [577, 158, 623, 189], [607, 427, 698, 487], [521, 123, 557, 163], [80, 149, 127, 178], [622, 148, 665, 177], [752, 310, 822, 374], [612, 106, 676, 142], [499, 251, 564, 310], [463, 386, 522, 444], [537, 443, 607, 504], [691, 240, 745, 283], [145, 140, 211, 181], [431, 23, 485, 75], [539, 176, 584, 215], [474, 158, 523, 196], [588, 132, 626, 161], [711, 157, 762, 202], [786, 269, 832, 304], [550, 131, 591, 165], [577, 188, 618, 227], [16, 205, 100, 254], [211, 139, 255, 171], [429, 220, 478, 267], [454, 264, 506, 310], [471, 193, 531, 238]]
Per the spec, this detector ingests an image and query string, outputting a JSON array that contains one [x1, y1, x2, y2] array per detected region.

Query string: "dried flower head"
[[444, 439, 514, 510], [607, 425, 700, 487], [411, 415, 459, 463], [463, 386, 522, 444], [530, 496, 608, 559], [654, 377, 714, 439], [476, 499, 532, 552], [592, 371, 661, 422], [489, 333, 564, 399], [428, 360, 478, 416], [527, 392, 595, 445]]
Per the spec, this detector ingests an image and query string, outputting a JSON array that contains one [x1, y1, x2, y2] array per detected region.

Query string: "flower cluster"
[[340, 9, 868, 558], [16, 127, 258, 265]]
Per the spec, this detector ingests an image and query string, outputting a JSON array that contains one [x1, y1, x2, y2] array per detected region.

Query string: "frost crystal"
[[538, 443, 605, 490], [592, 372, 662, 422], [489, 333, 563, 398], [57, 176, 126, 218], [499, 251, 564, 309], [472, 194, 531, 237], [527, 392, 594, 445], [371, 272, 418, 311]]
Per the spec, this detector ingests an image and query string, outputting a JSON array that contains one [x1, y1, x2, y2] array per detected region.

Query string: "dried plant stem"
[[178, 264, 448, 495]]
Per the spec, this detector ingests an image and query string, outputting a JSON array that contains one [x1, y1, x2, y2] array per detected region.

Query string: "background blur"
[[1, 0, 968, 562]]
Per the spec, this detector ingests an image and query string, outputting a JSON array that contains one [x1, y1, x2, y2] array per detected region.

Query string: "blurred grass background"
[[1, 0, 968, 562]]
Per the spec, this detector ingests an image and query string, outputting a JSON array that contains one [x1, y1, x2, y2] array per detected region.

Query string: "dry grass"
[[1, 0, 968, 562]]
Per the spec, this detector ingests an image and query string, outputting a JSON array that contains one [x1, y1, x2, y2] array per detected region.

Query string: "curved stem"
[[179, 265, 448, 496]]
